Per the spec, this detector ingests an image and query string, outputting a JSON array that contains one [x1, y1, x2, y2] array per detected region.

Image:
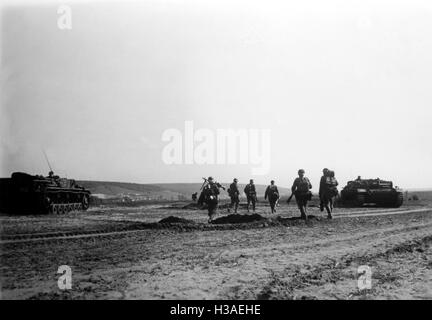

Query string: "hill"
[[78, 181, 291, 201]]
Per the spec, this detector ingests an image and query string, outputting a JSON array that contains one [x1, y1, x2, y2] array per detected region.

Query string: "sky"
[[1, 0, 432, 191]]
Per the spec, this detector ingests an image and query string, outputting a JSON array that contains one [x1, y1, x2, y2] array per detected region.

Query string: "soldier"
[[192, 192, 198, 202], [264, 180, 279, 214], [327, 170, 339, 214], [319, 168, 338, 218], [291, 169, 312, 220], [319, 168, 330, 212], [46, 170, 60, 186], [228, 178, 240, 213], [244, 179, 257, 212], [199, 176, 221, 223]]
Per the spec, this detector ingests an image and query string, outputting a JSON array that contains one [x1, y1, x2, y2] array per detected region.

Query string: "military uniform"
[[200, 182, 220, 222], [291, 175, 312, 219], [228, 181, 240, 213], [264, 184, 279, 213], [319, 174, 328, 211], [319, 171, 338, 218], [244, 183, 257, 212]]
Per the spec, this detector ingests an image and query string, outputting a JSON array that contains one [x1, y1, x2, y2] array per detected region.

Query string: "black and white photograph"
[[1, 0, 432, 304]]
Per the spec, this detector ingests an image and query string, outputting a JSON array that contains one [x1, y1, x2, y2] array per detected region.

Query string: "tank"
[[339, 176, 403, 208], [0, 172, 91, 214]]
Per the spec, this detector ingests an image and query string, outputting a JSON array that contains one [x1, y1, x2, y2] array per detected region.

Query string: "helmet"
[[298, 169, 305, 174], [208, 176, 214, 181]]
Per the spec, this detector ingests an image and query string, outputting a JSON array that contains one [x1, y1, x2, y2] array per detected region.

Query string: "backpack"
[[325, 177, 338, 197], [203, 185, 218, 204], [297, 178, 310, 193], [325, 176, 337, 187]]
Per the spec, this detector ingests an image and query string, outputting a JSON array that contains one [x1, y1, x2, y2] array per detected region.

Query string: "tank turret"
[[339, 177, 403, 207]]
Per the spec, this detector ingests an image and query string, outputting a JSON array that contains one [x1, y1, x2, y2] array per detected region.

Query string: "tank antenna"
[[42, 149, 53, 172]]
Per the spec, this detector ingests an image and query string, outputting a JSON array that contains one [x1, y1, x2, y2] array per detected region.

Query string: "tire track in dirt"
[[334, 207, 431, 219], [218, 226, 432, 300], [122, 216, 432, 299], [256, 233, 432, 300], [1, 207, 431, 245], [2, 208, 431, 299], [210, 221, 432, 259]]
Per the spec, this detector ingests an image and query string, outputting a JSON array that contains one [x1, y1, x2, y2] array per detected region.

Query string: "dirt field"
[[1, 200, 431, 300]]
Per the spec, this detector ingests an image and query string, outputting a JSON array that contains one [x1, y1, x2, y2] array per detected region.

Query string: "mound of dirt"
[[212, 213, 266, 224], [158, 216, 195, 224]]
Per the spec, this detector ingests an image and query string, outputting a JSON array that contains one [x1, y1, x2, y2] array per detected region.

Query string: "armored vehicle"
[[0, 172, 91, 214], [339, 176, 403, 207]]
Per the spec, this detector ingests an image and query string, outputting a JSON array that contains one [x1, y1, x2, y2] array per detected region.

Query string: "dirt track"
[[1, 202, 431, 300]]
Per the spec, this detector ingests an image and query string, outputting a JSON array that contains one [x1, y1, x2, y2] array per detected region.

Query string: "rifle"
[[200, 177, 226, 191], [199, 177, 208, 191], [286, 192, 295, 204], [216, 182, 226, 191]]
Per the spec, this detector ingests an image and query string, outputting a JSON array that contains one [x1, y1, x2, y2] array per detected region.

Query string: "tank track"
[[0, 228, 149, 244], [48, 202, 88, 214]]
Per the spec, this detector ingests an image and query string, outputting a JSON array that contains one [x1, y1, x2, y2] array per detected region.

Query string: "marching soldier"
[[291, 169, 312, 220], [199, 176, 221, 223], [264, 180, 279, 214], [319, 169, 339, 218], [228, 178, 240, 213], [244, 179, 257, 212], [328, 171, 339, 211], [325, 170, 339, 218], [319, 168, 330, 213]]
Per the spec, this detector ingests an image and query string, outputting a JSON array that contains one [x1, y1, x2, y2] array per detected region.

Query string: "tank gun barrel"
[[42, 149, 53, 173]]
